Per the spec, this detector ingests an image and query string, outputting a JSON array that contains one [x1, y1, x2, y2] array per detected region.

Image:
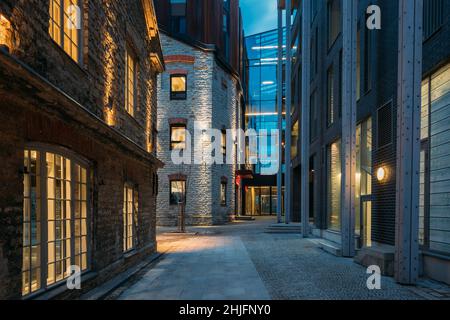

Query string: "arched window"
[[22, 145, 90, 296]]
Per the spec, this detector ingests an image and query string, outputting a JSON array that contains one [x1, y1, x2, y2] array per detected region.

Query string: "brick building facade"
[[156, 33, 244, 226], [0, 0, 164, 299]]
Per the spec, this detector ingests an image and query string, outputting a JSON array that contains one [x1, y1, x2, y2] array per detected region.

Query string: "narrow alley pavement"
[[107, 218, 450, 300]]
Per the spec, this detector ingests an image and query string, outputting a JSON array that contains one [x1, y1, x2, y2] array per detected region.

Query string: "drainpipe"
[[284, 0, 292, 224], [277, 0, 283, 224], [395, 0, 423, 285], [341, 0, 357, 257], [301, 0, 311, 237]]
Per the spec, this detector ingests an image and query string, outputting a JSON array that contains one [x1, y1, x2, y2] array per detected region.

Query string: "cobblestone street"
[[108, 218, 450, 300]]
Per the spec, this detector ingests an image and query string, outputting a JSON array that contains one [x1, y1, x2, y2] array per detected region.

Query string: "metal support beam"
[[341, 0, 357, 257], [284, 0, 292, 224], [395, 0, 423, 285], [300, 0, 311, 237], [277, 1, 283, 224]]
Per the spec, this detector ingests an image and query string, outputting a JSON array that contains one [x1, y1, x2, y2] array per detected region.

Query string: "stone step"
[[354, 244, 395, 276], [265, 223, 302, 234], [235, 216, 256, 221], [309, 238, 342, 256]]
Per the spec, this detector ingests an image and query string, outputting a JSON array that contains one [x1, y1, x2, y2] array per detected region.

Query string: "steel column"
[[277, 1, 283, 224], [284, 0, 292, 224], [300, 0, 312, 237], [341, 0, 357, 257], [395, 0, 423, 285]]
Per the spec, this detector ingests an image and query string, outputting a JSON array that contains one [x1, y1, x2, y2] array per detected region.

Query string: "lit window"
[[22, 148, 89, 296], [49, 0, 82, 63], [125, 49, 137, 116], [170, 125, 186, 150], [291, 121, 299, 159], [170, 75, 187, 100], [220, 182, 227, 206], [327, 66, 335, 127], [221, 130, 227, 162], [170, 180, 186, 205], [123, 184, 138, 252], [327, 140, 341, 231]]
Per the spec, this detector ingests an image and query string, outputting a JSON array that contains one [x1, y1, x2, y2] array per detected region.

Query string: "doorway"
[[358, 196, 372, 248]]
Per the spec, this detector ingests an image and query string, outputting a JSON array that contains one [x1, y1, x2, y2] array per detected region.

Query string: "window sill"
[[421, 249, 450, 261], [24, 270, 97, 300], [123, 249, 138, 259], [49, 39, 87, 76]]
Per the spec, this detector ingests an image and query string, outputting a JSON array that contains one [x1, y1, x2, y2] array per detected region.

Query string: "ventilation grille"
[[377, 102, 393, 148], [423, 0, 444, 40]]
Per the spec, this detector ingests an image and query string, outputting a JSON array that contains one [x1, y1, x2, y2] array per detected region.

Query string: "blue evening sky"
[[240, 0, 278, 36]]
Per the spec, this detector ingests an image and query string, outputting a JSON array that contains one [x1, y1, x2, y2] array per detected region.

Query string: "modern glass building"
[[241, 28, 286, 216]]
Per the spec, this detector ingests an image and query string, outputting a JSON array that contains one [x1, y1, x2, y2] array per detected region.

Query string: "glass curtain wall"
[[245, 186, 285, 216], [245, 28, 286, 174], [421, 63, 450, 254], [356, 118, 372, 247], [328, 140, 341, 230]]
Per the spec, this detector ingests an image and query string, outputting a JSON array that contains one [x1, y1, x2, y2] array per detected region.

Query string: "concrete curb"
[[80, 251, 166, 300]]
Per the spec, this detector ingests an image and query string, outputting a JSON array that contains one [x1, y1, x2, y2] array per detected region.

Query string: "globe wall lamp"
[[377, 166, 388, 182]]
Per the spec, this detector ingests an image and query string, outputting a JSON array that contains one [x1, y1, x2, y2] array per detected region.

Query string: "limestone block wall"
[[156, 34, 240, 226]]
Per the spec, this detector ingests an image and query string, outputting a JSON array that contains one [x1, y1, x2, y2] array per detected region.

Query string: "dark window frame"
[[220, 181, 227, 206], [169, 180, 186, 206], [170, 74, 187, 100], [170, 0, 187, 34], [169, 124, 187, 151], [327, 65, 335, 127], [327, 0, 341, 49]]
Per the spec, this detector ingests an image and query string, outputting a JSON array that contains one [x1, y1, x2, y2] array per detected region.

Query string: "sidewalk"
[[117, 231, 270, 300], [103, 218, 450, 300]]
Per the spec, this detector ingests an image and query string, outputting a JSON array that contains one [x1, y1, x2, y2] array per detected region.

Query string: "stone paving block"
[[112, 219, 450, 300]]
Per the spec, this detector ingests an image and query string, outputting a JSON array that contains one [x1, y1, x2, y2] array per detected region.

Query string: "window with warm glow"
[[327, 140, 341, 231], [170, 75, 187, 100], [22, 148, 89, 296], [221, 130, 227, 162], [125, 50, 137, 116], [170, 125, 187, 150], [49, 0, 82, 63], [170, 180, 186, 205], [291, 121, 299, 159], [220, 182, 227, 206], [123, 184, 138, 252], [0, 14, 12, 48]]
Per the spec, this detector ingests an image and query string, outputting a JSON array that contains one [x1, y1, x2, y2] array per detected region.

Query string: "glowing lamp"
[[377, 167, 387, 182], [0, 14, 12, 50]]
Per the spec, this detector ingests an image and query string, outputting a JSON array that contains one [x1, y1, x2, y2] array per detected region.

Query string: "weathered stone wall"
[[0, 0, 161, 299], [0, 0, 159, 153], [156, 34, 239, 226]]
